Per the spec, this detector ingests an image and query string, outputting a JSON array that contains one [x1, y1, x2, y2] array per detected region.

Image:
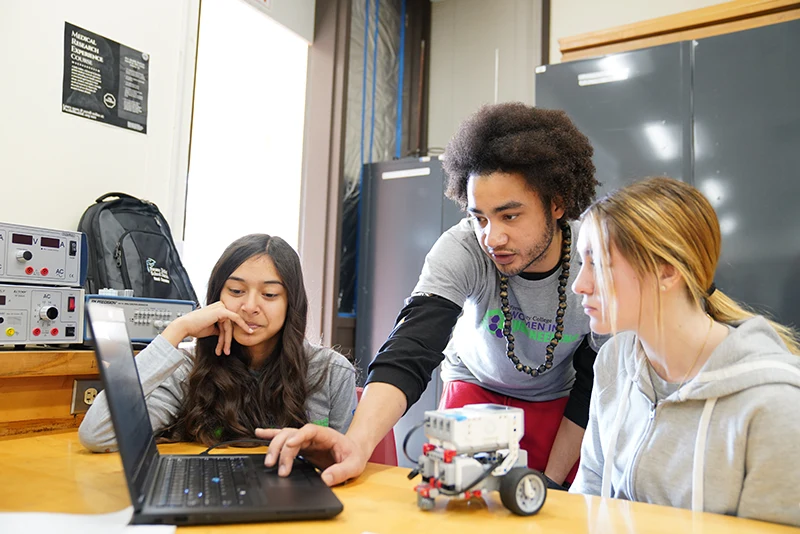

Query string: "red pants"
[[440, 380, 579, 484]]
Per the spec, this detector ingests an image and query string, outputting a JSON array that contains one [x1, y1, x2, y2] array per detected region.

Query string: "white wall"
[[428, 0, 543, 150], [0, 0, 199, 234], [549, 0, 729, 64], [242, 0, 316, 43]]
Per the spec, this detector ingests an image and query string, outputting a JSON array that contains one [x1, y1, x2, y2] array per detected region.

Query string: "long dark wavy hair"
[[159, 234, 323, 446]]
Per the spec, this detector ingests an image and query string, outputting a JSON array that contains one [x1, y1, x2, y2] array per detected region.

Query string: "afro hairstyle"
[[443, 102, 598, 220]]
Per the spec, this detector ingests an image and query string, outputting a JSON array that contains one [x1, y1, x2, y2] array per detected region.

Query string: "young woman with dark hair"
[[79, 234, 356, 452]]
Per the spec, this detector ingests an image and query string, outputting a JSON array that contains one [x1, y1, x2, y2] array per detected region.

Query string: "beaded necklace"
[[498, 221, 571, 377]]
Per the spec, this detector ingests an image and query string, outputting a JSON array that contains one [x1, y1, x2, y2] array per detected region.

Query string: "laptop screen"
[[86, 303, 160, 509]]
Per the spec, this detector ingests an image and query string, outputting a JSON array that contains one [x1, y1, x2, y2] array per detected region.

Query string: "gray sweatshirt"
[[570, 316, 800, 527], [79, 335, 357, 453], [414, 218, 592, 402]]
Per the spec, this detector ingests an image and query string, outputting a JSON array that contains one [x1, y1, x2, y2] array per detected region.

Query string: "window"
[[183, 0, 309, 301]]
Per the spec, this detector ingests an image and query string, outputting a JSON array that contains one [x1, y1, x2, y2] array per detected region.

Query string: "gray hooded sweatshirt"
[[79, 335, 357, 453], [570, 316, 800, 527]]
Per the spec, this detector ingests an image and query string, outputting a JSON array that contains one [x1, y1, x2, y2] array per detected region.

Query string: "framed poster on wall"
[[62, 22, 149, 134]]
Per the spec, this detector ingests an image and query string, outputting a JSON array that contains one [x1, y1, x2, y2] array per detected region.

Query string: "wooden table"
[[0, 431, 795, 533]]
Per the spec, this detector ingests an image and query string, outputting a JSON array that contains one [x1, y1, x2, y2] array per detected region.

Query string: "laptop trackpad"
[[259, 462, 316, 487], [258, 464, 331, 508]]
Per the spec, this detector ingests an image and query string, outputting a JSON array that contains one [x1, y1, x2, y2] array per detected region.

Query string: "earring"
[[660, 285, 666, 291]]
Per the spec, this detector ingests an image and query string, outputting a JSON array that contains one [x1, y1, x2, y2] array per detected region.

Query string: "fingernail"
[[278, 465, 287, 476], [265, 453, 272, 464], [322, 473, 333, 485]]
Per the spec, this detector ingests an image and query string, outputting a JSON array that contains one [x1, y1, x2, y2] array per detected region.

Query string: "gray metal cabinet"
[[536, 42, 692, 196], [355, 156, 463, 466], [693, 21, 800, 328], [536, 19, 800, 328]]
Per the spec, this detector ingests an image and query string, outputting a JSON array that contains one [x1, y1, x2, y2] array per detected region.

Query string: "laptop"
[[85, 302, 344, 526]]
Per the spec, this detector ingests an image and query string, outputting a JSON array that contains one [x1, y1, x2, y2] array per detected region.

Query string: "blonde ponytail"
[[706, 290, 800, 355], [582, 176, 800, 356]]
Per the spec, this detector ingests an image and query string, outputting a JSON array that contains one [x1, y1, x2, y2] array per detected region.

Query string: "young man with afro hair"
[[258, 103, 601, 489]]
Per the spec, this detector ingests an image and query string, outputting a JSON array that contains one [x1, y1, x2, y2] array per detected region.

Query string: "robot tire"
[[417, 494, 436, 511], [499, 467, 547, 516]]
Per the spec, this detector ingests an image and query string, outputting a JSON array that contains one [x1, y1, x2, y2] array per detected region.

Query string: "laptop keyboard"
[[154, 456, 258, 508]]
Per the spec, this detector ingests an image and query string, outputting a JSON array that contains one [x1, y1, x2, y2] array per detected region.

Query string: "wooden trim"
[[0, 350, 126, 436], [180, 0, 203, 239], [0, 416, 85, 439], [299, 0, 351, 345], [561, 9, 800, 61], [0, 374, 99, 421], [541, 0, 551, 66], [0, 350, 98, 379], [559, 0, 800, 61], [404, 0, 432, 157]]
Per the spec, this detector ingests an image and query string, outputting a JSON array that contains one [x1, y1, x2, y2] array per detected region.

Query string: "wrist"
[[345, 425, 377, 463], [543, 473, 568, 491], [161, 319, 189, 347]]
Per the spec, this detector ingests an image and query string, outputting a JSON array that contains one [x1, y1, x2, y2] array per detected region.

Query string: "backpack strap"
[[95, 192, 142, 203]]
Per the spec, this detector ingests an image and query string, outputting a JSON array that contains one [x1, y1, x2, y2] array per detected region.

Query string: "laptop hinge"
[[135, 449, 161, 514]]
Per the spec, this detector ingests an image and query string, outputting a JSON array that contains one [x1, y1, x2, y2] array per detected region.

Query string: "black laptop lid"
[[86, 302, 160, 511]]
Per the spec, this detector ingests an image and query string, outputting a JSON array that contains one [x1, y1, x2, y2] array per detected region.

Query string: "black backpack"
[[78, 192, 199, 304]]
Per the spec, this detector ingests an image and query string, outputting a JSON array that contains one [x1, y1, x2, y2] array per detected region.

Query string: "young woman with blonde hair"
[[569, 177, 800, 526]]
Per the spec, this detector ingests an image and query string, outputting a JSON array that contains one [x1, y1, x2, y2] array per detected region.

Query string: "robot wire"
[[404, 422, 508, 496]]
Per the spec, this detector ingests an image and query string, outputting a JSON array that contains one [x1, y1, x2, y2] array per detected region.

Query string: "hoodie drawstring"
[[691, 397, 717, 512]]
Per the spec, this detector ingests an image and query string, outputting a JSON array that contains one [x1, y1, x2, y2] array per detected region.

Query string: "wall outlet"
[[71, 379, 104, 415]]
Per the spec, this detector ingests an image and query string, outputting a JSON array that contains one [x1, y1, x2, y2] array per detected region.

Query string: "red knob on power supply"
[[40, 268, 49, 276], [25, 266, 34, 275], [32, 328, 41, 337], [50, 328, 59, 336]]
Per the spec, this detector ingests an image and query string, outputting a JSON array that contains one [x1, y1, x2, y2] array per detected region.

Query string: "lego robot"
[[410, 404, 547, 516]]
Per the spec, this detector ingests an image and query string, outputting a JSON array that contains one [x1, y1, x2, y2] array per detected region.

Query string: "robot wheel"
[[499, 467, 547, 516]]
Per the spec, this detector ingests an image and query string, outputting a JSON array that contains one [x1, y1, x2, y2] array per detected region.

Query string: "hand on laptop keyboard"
[[256, 425, 369, 487]]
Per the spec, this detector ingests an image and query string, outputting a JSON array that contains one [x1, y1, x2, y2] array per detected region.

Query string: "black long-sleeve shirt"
[[367, 294, 597, 428]]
